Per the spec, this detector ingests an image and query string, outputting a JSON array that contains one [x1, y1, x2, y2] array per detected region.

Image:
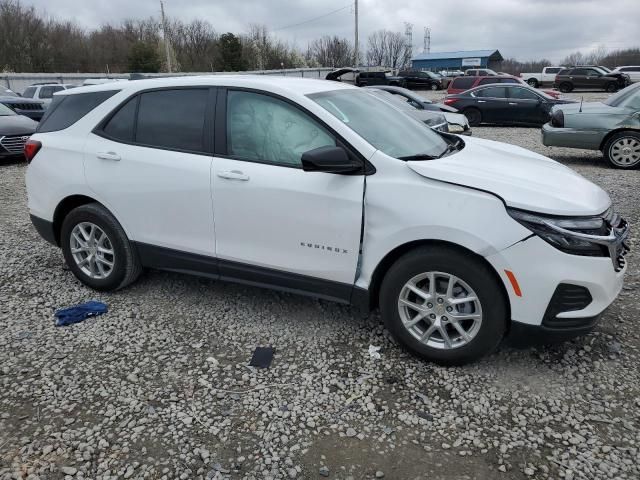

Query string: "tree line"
[[1, 0, 638, 74]]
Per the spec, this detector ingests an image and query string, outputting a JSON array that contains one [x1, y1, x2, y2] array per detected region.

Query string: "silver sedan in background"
[[543, 83, 640, 169]]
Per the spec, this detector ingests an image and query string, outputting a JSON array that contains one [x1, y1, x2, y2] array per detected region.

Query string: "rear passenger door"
[[473, 86, 509, 123], [85, 88, 216, 258]]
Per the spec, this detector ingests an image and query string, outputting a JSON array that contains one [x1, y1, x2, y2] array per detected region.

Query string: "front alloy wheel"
[[379, 246, 507, 365], [398, 272, 482, 349]]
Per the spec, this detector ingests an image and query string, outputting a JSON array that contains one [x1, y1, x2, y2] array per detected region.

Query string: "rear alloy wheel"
[[527, 78, 539, 88], [380, 247, 507, 365], [463, 108, 482, 126], [605, 82, 618, 92], [61, 203, 142, 291], [603, 132, 640, 169], [559, 82, 573, 93]]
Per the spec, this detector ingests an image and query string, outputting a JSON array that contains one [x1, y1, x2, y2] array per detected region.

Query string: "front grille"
[[0, 135, 29, 154], [10, 103, 41, 111], [542, 284, 593, 329]]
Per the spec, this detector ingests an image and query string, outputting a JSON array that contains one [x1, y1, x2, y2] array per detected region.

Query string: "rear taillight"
[[24, 139, 41, 162], [551, 109, 564, 128], [443, 98, 459, 105]]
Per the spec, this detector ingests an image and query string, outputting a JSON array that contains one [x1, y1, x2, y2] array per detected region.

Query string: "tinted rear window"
[[37, 91, 119, 133], [135, 89, 208, 152], [452, 77, 475, 89]]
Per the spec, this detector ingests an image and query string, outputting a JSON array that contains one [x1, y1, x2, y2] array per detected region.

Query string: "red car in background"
[[447, 75, 561, 98]]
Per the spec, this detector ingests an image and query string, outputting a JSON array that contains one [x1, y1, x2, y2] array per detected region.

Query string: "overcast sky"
[[29, 0, 640, 63]]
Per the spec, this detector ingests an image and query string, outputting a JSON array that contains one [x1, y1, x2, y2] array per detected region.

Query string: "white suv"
[[25, 76, 629, 364], [22, 84, 77, 106]]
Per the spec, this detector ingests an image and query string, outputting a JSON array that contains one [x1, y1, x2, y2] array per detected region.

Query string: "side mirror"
[[301, 146, 361, 174]]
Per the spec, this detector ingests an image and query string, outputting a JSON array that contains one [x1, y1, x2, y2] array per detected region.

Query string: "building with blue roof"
[[411, 49, 503, 72]]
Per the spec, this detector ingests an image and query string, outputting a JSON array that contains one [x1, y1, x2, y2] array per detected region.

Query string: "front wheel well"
[[599, 128, 640, 151], [366, 240, 511, 321], [52, 195, 102, 245]]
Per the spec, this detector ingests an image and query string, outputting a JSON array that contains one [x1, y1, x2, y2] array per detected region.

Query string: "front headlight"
[[507, 207, 628, 261], [448, 124, 465, 133]]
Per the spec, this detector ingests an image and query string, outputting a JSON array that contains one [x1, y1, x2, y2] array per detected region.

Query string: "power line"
[[273, 4, 352, 32]]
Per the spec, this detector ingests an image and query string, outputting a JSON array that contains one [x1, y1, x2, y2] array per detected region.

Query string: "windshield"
[[604, 83, 640, 108], [0, 103, 16, 116], [2, 89, 19, 97], [309, 89, 448, 159]]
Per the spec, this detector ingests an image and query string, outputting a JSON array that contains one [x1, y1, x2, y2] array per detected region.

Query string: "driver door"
[[211, 89, 365, 300]]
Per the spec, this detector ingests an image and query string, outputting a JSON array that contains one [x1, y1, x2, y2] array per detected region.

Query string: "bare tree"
[[366, 30, 387, 67], [309, 36, 353, 67]]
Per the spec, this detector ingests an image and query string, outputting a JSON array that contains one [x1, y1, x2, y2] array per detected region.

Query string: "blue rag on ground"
[[54, 301, 108, 326]]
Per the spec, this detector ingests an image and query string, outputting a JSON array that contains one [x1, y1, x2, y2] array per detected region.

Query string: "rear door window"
[[37, 90, 119, 133], [508, 87, 539, 100], [475, 86, 507, 98], [135, 89, 208, 152], [478, 78, 498, 86], [39, 86, 64, 99]]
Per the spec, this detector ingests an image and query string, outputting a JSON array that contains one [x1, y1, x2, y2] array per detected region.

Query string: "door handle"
[[477, 100, 486, 103], [97, 151, 121, 161], [217, 170, 249, 181], [508, 102, 518, 106]]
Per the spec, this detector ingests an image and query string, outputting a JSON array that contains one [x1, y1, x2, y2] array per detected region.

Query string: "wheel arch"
[[52, 194, 104, 245], [365, 239, 511, 323], [599, 128, 640, 151]]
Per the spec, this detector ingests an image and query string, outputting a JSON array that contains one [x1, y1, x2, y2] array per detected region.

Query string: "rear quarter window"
[[452, 77, 475, 89], [37, 90, 119, 133]]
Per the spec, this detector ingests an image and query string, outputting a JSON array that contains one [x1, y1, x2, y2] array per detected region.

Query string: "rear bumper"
[[541, 123, 604, 150], [30, 215, 57, 246]]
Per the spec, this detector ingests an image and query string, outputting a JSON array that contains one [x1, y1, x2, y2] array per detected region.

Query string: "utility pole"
[[354, 0, 359, 67], [160, 1, 172, 73], [423, 27, 431, 53]]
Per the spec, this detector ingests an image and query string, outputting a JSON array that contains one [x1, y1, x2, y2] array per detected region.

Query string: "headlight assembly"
[[507, 207, 630, 271]]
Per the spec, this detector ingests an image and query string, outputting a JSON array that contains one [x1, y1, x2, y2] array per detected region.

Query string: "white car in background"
[[612, 66, 640, 83], [22, 84, 77, 106], [25, 76, 629, 365]]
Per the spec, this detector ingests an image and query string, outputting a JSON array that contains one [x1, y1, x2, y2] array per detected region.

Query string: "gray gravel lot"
[[1, 90, 639, 480]]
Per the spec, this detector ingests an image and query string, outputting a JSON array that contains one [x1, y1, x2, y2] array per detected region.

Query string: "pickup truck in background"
[[520, 66, 565, 88]]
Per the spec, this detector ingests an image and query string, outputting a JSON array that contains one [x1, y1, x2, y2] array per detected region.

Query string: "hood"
[[554, 101, 628, 116], [0, 114, 38, 135], [406, 136, 610, 216], [0, 96, 44, 105], [326, 68, 358, 81]]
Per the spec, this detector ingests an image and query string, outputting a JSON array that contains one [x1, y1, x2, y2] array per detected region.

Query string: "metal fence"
[[2, 68, 336, 95]]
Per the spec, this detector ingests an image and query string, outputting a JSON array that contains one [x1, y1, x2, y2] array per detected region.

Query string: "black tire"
[[430, 83, 438, 90], [602, 131, 640, 169], [61, 203, 142, 291], [463, 107, 482, 126], [526, 78, 539, 88], [605, 82, 618, 92], [559, 82, 573, 93], [379, 247, 508, 365]]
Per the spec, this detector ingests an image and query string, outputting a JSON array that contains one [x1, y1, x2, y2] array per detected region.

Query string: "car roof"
[[56, 75, 356, 98]]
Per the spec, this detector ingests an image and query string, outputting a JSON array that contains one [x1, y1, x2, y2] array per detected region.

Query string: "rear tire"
[[61, 203, 142, 291], [526, 78, 539, 88], [379, 247, 508, 365], [463, 107, 482, 126], [559, 82, 573, 93], [603, 131, 640, 169]]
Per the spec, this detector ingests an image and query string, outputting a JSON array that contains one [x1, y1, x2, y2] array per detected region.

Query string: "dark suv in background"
[[397, 70, 443, 90], [554, 67, 630, 93], [355, 71, 406, 87]]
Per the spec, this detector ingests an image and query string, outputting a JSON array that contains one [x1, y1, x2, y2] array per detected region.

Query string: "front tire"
[[379, 247, 508, 365], [603, 131, 640, 169], [463, 107, 482, 126], [61, 203, 142, 291], [605, 82, 618, 92], [430, 83, 438, 90]]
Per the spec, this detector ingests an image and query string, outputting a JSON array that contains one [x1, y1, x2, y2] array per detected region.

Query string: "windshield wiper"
[[438, 137, 464, 158], [398, 153, 439, 160]]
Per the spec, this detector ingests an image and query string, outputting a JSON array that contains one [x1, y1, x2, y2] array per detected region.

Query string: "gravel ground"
[[1, 90, 639, 480]]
